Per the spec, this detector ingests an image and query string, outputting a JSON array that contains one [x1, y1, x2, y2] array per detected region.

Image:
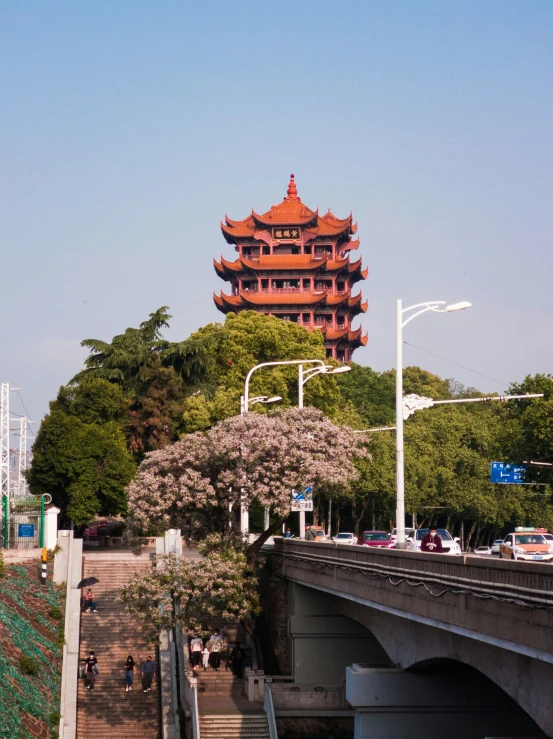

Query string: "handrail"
[[190, 676, 200, 739], [264, 685, 278, 739]]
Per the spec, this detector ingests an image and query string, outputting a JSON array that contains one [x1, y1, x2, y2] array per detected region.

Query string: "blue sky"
[[1, 0, 552, 425]]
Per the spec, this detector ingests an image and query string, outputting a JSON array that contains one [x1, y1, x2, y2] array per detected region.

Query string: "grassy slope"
[[0, 558, 63, 739]]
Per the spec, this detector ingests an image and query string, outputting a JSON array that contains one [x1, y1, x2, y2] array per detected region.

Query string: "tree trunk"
[[465, 521, 477, 551], [336, 505, 340, 535], [246, 518, 286, 570], [355, 499, 371, 536]]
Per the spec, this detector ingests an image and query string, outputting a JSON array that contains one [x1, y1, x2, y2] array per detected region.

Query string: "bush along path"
[[0, 554, 64, 739]]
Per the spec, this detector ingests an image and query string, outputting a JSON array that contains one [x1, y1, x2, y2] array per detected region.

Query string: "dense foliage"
[[29, 307, 553, 546]]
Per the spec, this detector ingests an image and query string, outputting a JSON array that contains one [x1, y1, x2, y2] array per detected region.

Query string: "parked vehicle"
[[491, 539, 504, 555], [305, 526, 327, 542], [358, 531, 395, 548], [406, 528, 462, 555], [499, 532, 553, 562], [389, 527, 415, 545], [474, 546, 492, 555], [333, 533, 356, 545]]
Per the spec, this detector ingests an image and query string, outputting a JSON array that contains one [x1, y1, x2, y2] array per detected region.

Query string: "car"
[[305, 526, 328, 542], [389, 527, 415, 545], [499, 532, 553, 562], [474, 546, 492, 555], [491, 539, 504, 555], [358, 531, 394, 548], [333, 533, 356, 545], [406, 528, 462, 555]]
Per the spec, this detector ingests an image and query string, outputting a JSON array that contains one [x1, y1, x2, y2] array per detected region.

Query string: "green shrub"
[[0, 552, 4, 578], [19, 653, 39, 675], [49, 711, 61, 725], [49, 606, 63, 621]]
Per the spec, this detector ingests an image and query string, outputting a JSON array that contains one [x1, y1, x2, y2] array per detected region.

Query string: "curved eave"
[[221, 221, 257, 243], [241, 255, 329, 272], [214, 291, 244, 313], [321, 212, 353, 228], [342, 237, 360, 252], [241, 291, 328, 307], [325, 257, 350, 272], [220, 255, 245, 272], [253, 206, 318, 227], [326, 293, 350, 306]]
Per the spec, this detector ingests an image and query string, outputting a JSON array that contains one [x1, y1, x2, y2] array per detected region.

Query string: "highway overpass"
[[270, 539, 553, 738]]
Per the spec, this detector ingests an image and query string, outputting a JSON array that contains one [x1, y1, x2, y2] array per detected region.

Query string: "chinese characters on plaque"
[[272, 227, 301, 240]]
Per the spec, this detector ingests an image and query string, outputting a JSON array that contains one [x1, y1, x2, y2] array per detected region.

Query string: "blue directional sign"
[[490, 462, 527, 484], [18, 523, 35, 538]]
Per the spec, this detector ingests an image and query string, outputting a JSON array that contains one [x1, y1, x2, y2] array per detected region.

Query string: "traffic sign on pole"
[[490, 462, 527, 484]]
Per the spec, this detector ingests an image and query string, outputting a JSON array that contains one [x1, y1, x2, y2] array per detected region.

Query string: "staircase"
[[196, 619, 269, 739], [200, 714, 270, 738], [76, 554, 161, 739]]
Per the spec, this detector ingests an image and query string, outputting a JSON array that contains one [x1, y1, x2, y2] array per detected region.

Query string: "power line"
[[403, 341, 510, 388], [13, 391, 39, 435]]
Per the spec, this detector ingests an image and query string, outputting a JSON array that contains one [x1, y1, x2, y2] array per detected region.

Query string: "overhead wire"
[[403, 341, 510, 388]]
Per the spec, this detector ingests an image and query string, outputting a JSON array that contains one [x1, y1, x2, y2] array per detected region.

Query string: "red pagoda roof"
[[221, 175, 356, 244], [214, 254, 353, 275]]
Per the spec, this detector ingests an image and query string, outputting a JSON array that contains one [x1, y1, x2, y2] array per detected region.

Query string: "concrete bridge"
[[271, 539, 553, 738]]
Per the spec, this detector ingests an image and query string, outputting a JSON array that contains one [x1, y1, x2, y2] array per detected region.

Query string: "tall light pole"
[[395, 299, 471, 549], [242, 358, 351, 537]]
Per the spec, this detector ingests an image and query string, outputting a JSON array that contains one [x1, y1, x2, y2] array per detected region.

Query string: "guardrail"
[[264, 685, 278, 739], [273, 539, 553, 608], [183, 672, 200, 739]]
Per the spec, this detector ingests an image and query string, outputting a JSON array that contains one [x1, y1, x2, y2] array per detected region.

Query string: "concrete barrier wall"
[[58, 532, 83, 739]]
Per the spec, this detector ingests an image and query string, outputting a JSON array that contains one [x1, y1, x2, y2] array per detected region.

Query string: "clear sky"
[[1, 0, 552, 426]]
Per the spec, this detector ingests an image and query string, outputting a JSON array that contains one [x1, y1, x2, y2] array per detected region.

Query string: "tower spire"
[[286, 173, 300, 201]]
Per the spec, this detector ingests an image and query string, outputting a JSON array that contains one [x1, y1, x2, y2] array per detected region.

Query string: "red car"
[[358, 531, 394, 548]]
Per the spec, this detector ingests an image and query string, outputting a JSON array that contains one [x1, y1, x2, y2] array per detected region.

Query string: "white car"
[[406, 528, 462, 556], [491, 539, 504, 555], [474, 546, 492, 555], [389, 527, 415, 545], [333, 532, 356, 545]]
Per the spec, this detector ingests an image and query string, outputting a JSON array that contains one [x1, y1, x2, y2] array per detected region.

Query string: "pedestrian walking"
[[202, 645, 210, 671], [124, 655, 135, 692], [84, 651, 98, 692], [190, 634, 203, 672], [208, 629, 224, 671], [228, 643, 246, 679], [141, 655, 156, 692]]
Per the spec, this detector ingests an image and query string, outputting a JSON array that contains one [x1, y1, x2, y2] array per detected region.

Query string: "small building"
[[213, 175, 368, 362]]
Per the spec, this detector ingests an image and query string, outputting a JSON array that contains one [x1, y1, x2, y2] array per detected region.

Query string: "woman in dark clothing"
[[228, 643, 246, 679], [125, 655, 135, 692]]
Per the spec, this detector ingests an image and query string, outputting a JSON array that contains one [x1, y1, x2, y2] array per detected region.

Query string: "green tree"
[[29, 381, 136, 524], [180, 311, 344, 431]]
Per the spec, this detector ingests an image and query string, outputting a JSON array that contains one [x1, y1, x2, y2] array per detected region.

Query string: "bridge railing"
[[273, 539, 553, 607]]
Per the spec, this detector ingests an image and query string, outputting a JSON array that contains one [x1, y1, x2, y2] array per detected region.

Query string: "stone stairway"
[[197, 619, 269, 739], [199, 714, 270, 738], [76, 554, 161, 739]]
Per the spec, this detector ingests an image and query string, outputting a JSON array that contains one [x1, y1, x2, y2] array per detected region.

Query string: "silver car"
[[333, 532, 356, 545]]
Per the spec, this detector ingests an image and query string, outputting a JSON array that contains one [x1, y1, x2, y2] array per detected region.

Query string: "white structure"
[[395, 300, 471, 549], [0, 383, 9, 502], [45, 505, 61, 550]]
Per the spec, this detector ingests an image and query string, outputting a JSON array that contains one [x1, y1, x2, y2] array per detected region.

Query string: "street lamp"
[[242, 358, 351, 537], [298, 364, 351, 408], [395, 299, 471, 549], [240, 395, 282, 416]]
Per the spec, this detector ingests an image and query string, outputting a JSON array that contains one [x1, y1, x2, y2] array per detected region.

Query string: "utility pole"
[[0, 384, 9, 501]]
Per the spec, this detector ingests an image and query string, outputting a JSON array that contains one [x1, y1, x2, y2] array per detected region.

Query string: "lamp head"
[[329, 366, 351, 374], [444, 301, 472, 312], [265, 396, 282, 404]]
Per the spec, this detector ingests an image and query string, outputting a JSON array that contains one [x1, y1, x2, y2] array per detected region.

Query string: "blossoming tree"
[[121, 407, 365, 650]]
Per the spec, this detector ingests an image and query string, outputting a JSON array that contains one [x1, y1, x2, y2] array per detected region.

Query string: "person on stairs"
[[124, 655, 135, 692], [190, 634, 203, 672], [85, 651, 98, 692], [208, 629, 223, 672], [228, 643, 246, 679], [84, 588, 98, 613], [202, 645, 210, 671], [141, 655, 156, 692]]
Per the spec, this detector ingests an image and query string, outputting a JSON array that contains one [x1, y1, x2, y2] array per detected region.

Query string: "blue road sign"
[[490, 462, 527, 484], [18, 523, 35, 538]]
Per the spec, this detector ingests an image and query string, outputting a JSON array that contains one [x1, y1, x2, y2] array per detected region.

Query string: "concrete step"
[[199, 714, 270, 739]]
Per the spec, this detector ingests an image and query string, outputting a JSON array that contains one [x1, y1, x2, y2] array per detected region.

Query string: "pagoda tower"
[[213, 175, 368, 362]]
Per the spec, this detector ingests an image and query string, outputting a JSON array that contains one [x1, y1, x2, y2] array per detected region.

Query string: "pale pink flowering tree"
[[126, 407, 366, 564], [122, 408, 366, 652], [119, 549, 260, 642]]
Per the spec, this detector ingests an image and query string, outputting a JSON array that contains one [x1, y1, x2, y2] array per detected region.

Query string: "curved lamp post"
[[242, 358, 351, 537], [395, 299, 471, 549], [240, 395, 282, 416]]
